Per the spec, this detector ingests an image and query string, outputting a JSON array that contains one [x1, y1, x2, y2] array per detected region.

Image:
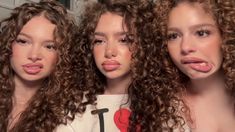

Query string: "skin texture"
[[167, 2, 222, 81], [154, 0, 235, 131], [0, 1, 82, 131], [93, 12, 132, 94], [11, 16, 57, 84], [8, 15, 58, 130], [70, 0, 186, 131]]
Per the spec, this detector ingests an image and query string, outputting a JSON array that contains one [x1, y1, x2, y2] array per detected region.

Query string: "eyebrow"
[[189, 23, 217, 30], [168, 23, 217, 32], [18, 32, 32, 39], [17, 32, 55, 43], [94, 31, 129, 37]]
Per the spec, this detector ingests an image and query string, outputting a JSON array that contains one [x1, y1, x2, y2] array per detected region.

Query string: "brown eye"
[[119, 34, 133, 45], [119, 36, 128, 44], [167, 33, 179, 41], [15, 38, 29, 45], [196, 30, 211, 37], [93, 39, 105, 45], [45, 43, 56, 51]]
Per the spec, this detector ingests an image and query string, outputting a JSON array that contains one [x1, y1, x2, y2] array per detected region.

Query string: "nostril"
[[181, 48, 195, 55], [28, 55, 42, 62]]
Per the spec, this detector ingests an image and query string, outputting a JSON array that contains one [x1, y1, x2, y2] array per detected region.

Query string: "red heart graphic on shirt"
[[114, 108, 141, 132], [114, 108, 130, 132]]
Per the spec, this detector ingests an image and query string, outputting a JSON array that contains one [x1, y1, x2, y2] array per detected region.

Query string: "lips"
[[181, 57, 212, 73], [102, 60, 120, 71], [22, 63, 43, 74]]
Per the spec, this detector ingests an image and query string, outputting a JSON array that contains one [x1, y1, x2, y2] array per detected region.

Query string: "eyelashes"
[[167, 32, 180, 41], [93, 35, 132, 45], [195, 29, 211, 37], [44, 43, 57, 50], [15, 38, 29, 45], [14, 37, 57, 51], [167, 29, 212, 41], [93, 39, 104, 45]]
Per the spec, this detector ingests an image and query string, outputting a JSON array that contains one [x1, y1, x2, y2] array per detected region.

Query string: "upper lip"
[[22, 63, 43, 68], [102, 60, 120, 65], [181, 57, 206, 64]]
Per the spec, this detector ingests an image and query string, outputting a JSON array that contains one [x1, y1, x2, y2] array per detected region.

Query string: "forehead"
[[21, 16, 55, 31], [19, 16, 56, 39], [168, 2, 216, 27], [95, 12, 127, 32]]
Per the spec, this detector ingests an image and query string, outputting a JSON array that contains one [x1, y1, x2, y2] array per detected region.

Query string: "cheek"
[[216, 43, 223, 60], [10, 57, 15, 70], [212, 46, 223, 66], [204, 41, 222, 63], [216, 41, 223, 64], [10, 46, 17, 63], [93, 47, 103, 62], [11, 45, 21, 57], [47, 53, 58, 67], [10, 52, 21, 74], [10, 47, 26, 65], [167, 46, 179, 62], [125, 51, 132, 60], [93, 48, 99, 58], [120, 47, 132, 58], [121, 51, 132, 66]]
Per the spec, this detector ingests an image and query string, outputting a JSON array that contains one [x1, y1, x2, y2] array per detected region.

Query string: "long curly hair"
[[70, 0, 185, 131], [0, 0, 83, 131], [154, 0, 235, 130]]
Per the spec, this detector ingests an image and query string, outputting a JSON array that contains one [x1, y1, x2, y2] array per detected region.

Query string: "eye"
[[93, 39, 105, 45], [45, 43, 56, 50], [14, 38, 29, 45], [167, 32, 179, 41], [119, 35, 133, 45], [196, 29, 211, 37], [119, 36, 129, 44]]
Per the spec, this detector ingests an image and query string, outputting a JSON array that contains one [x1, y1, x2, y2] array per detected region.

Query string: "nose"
[[28, 45, 42, 62], [104, 42, 117, 58], [180, 37, 196, 55]]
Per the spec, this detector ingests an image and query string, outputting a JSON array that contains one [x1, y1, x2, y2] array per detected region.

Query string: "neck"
[[8, 75, 42, 130], [104, 74, 131, 95], [188, 71, 224, 95], [13, 75, 42, 105], [186, 71, 233, 108]]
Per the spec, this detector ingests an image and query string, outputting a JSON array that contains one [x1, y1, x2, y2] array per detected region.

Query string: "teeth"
[[200, 62, 207, 66]]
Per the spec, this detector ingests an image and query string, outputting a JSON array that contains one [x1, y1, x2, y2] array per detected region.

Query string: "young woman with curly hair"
[[154, 0, 235, 131], [0, 0, 82, 131], [56, 0, 185, 132]]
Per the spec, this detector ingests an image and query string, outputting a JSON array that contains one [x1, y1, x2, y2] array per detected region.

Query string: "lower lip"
[[188, 63, 212, 72], [23, 66, 42, 74], [102, 64, 120, 71]]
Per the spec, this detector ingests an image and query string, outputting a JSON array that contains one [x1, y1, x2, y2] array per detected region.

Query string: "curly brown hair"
[[154, 0, 235, 130], [0, 0, 83, 131], [69, 0, 185, 131]]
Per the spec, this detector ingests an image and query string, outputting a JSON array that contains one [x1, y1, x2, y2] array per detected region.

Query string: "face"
[[167, 2, 222, 80], [93, 12, 132, 80], [10, 15, 58, 84]]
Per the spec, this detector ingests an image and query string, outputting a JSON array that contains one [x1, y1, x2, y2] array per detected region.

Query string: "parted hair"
[[153, 0, 235, 131], [0, 0, 83, 131], [69, 0, 185, 131]]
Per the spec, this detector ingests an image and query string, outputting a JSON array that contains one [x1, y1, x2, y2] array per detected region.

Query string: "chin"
[[188, 72, 215, 81], [105, 74, 124, 80], [106, 76, 121, 80]]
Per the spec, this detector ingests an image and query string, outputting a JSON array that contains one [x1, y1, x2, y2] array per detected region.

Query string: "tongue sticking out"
[[188, 62, 212, 72], [23, 66, 42, 74]]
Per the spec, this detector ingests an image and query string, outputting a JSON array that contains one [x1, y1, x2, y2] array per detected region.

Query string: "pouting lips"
[[181, 58, 212, 73], [23, 63, 43, 74], [102, 60, 120, 71]]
